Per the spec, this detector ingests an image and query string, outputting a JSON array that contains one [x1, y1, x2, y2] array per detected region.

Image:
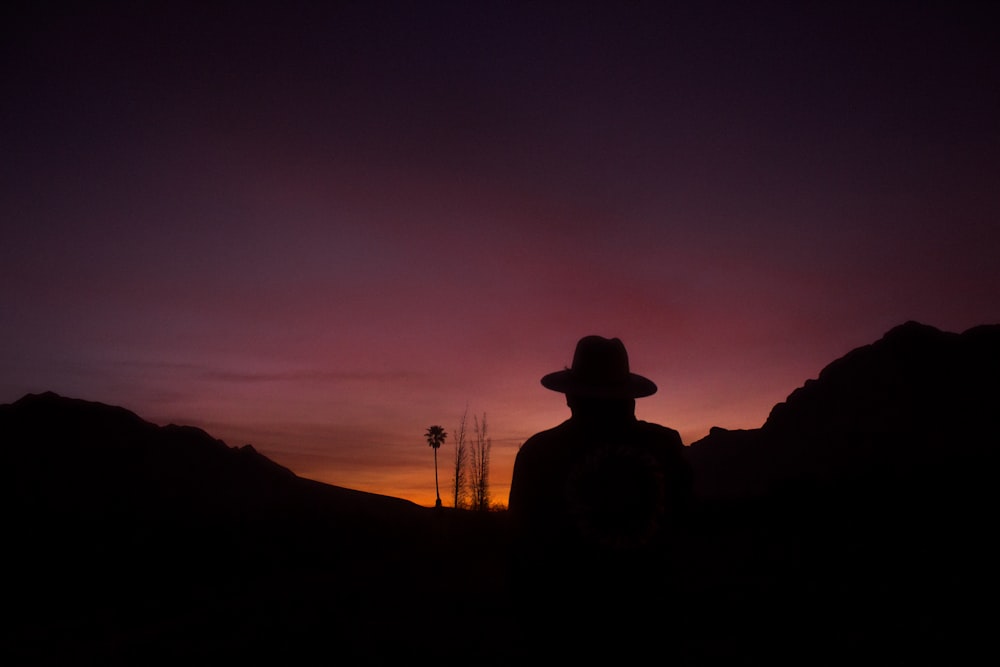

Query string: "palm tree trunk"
[[434, 447, 442, 507]]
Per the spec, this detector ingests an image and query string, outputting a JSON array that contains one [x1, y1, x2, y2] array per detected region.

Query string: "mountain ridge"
[[687, 320, 1000, 499], [2, 391, 509, 666], [0, 392, 418, 532]]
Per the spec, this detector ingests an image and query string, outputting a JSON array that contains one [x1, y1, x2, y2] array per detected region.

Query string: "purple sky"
[[3, 1, 998, 505]]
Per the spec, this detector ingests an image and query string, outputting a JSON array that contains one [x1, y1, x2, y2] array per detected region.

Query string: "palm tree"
[[425, 425, 447, 508]]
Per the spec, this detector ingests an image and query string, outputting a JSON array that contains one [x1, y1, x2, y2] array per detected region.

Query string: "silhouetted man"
[[507, 336, 692, 660]]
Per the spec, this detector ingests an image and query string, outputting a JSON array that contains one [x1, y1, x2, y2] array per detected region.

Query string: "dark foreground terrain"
[[3, 322, 998, 665]]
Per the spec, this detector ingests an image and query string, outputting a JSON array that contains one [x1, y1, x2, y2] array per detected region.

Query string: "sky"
[[3, 1, 998, 507]]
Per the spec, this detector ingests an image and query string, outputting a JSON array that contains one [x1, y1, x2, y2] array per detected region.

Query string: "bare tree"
[[469, 413, 491, 511], [425, 425, 447, 508], [451, 407, 469, 509]]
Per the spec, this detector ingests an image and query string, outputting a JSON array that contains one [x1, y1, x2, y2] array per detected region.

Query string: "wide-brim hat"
[[541, 335, 657, 399]]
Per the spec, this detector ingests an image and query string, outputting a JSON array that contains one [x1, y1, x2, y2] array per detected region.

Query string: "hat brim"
[[540, 370, 657, 399]]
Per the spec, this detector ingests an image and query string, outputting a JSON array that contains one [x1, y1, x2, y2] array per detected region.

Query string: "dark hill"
[[674, 322, 999, 665], [3, 391, 420, 523], [686, 320, 1000, 500], [2, 392, 511, 666]]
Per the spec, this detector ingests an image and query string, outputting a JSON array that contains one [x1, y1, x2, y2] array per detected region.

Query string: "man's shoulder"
[[634, 420, 684, 446], [520, 420, 574, 449]]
